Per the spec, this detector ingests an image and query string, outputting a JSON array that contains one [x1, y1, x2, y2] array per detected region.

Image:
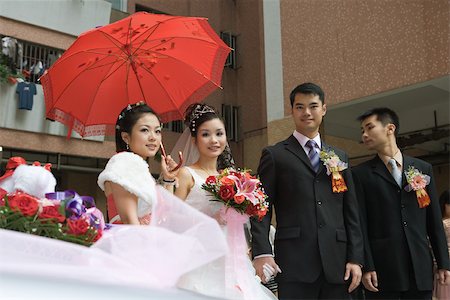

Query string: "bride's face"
[[195, 118, 227, 159], [122, 113, 162, 159]]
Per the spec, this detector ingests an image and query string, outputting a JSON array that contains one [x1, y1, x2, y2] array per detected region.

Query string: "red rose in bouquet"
[[219, 185, 236, 201], [67, 217, 90, 235], [202, 168, 269, 221], [0, 190, 105, 247], [8, 192, 39, 216], [39, 205, 66, 223]]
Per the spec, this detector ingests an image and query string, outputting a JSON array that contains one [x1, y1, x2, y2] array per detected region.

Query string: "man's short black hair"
[[289, 82, 325, 107], [357, 107, 400, 136]]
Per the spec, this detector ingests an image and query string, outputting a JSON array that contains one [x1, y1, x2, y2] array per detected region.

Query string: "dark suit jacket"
[[251, 135, 364, 284], [352, 155, 450, 291]]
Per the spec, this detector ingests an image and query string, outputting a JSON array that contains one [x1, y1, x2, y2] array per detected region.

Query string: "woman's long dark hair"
[[115, 102, 160, 152]]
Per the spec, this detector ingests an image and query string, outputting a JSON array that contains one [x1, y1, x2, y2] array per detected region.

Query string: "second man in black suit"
[[353, 107, 450, 299]]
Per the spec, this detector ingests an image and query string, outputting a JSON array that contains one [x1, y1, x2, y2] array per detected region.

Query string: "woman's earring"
[[126, 143, 130, 150]]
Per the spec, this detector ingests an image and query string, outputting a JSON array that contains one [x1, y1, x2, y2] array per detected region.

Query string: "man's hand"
[[438, 269, 450, 285], [362, 271, 379, 292], [345, 262, 362, 293], [253, 256, 281, 283]]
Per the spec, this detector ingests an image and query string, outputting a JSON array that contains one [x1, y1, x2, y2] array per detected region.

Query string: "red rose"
[[245, 204, 257, 216], [67, 218, 89, 235], [39, 205, 66, 223], [219, 185, 236, 201], [234, 194, 245, 204], [206, 176, 217, 185], [93, 229, 103, 242], [8, 193, 39, 216]]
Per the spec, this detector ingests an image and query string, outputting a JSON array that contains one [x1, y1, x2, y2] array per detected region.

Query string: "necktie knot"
[[306, 140, 318, 151]]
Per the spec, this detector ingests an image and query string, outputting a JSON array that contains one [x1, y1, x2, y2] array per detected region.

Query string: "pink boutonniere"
[[404, 166, 431, 208], [319, 150, 348, 193]]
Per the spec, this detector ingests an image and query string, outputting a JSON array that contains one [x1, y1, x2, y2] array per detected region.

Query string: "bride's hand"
[[212, 210, 227, 225]]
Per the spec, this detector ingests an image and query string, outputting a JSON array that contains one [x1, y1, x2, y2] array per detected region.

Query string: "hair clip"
[[118, 114, 124, 120], [126, 104, 132, 111]]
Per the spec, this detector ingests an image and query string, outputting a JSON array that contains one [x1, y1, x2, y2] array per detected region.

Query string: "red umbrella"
[[41, 12, 230, 137]]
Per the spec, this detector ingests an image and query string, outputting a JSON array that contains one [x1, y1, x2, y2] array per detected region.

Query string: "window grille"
[[1, 35, 64, 84], [220, 32, 237, 69], [163, 120, 184, 133], [222, 104, 240, 142]]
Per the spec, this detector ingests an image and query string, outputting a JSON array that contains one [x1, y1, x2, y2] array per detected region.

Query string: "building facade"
[[0, 0, 448, 215]]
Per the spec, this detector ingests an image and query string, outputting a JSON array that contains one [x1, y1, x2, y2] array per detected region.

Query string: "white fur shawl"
[[98, 152, 156, 216]]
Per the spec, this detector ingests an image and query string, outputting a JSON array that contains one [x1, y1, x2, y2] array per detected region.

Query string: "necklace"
[[198, 166, 218, 177]]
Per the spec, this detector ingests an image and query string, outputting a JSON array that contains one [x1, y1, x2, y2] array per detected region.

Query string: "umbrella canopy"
[[41, 12, 230, 137]]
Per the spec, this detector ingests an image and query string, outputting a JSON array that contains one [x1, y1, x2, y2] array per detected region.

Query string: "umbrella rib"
[[131, 21, 162, 56], [137, 63, 181, 114], [50, 53, 125, 116], [137, 48, 223, 88], [83, 59, 129, 127]]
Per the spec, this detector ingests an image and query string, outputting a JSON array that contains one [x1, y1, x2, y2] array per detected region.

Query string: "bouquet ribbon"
[[220, 207, 254, 299], [46, 190, 104, 229]]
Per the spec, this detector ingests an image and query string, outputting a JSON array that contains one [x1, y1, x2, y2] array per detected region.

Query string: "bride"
[[173, 103, 277, 300]]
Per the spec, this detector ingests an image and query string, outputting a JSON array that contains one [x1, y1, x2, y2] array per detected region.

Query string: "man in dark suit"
[[352, 107, 450, 299], [251, 82, 363, 299]]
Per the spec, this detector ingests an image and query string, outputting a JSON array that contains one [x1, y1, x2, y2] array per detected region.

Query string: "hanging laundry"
[[16, 82, 37, 110]]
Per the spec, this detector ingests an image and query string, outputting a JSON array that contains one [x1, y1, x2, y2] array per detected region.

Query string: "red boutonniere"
[[404, 166, 431, 208], [319, 150, 348, 193]]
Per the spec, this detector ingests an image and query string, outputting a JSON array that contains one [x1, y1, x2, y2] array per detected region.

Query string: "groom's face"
[[291, 93, 326, 138]]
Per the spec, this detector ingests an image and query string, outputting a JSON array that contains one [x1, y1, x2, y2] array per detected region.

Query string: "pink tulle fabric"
[[0, 186, 228, 290]]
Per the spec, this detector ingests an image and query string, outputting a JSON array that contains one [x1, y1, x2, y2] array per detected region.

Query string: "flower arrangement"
[[319, 149, 348, 193], [202, 168, 269, 221], [0, 189, 105, 246], [404, 166, 431, 208]]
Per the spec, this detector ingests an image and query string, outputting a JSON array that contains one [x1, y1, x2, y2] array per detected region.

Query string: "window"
[[1, 35, 64, 84], [135, 4, 169, 15], [105, 0, 127, 12], [163, 120, 184, 133], [222, 104, 240, 142], [220, 32, 237, 69]]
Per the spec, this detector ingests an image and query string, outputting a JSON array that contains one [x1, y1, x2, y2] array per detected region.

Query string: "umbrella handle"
[[160, 142, 183, 172]]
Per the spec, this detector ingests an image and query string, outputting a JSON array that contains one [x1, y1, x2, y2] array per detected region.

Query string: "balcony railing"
[[1, 35, 64, 84]]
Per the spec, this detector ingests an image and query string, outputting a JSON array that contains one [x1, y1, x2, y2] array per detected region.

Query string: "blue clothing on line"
[[16, 82, 36, 110]]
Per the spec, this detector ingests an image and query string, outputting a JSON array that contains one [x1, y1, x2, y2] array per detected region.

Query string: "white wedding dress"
[[177, 167, 277, 300]]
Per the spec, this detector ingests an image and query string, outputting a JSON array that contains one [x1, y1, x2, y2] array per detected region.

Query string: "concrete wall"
[[0, 0, 111, 37]]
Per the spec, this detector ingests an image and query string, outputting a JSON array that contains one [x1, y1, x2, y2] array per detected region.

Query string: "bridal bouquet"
[[0, 189, 105, 246], [202, 168, 269, 220]]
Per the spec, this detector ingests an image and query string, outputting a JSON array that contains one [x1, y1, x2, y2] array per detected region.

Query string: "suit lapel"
[[284, 135, 316, 173], [371, 155, 399, 187]]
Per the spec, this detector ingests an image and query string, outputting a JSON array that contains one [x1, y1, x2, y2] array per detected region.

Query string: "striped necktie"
[[305, 140, 320, 173]]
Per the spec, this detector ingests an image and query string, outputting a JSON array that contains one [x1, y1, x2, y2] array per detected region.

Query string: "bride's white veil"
[[170, 128, 199, 166]]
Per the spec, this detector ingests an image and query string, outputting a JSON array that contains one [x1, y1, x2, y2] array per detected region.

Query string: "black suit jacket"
[[352, 155, 450, 291], [251, 135, 364, 284]]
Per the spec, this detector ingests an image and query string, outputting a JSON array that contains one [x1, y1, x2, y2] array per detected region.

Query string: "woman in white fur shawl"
[[98, 102, 182, 225]]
